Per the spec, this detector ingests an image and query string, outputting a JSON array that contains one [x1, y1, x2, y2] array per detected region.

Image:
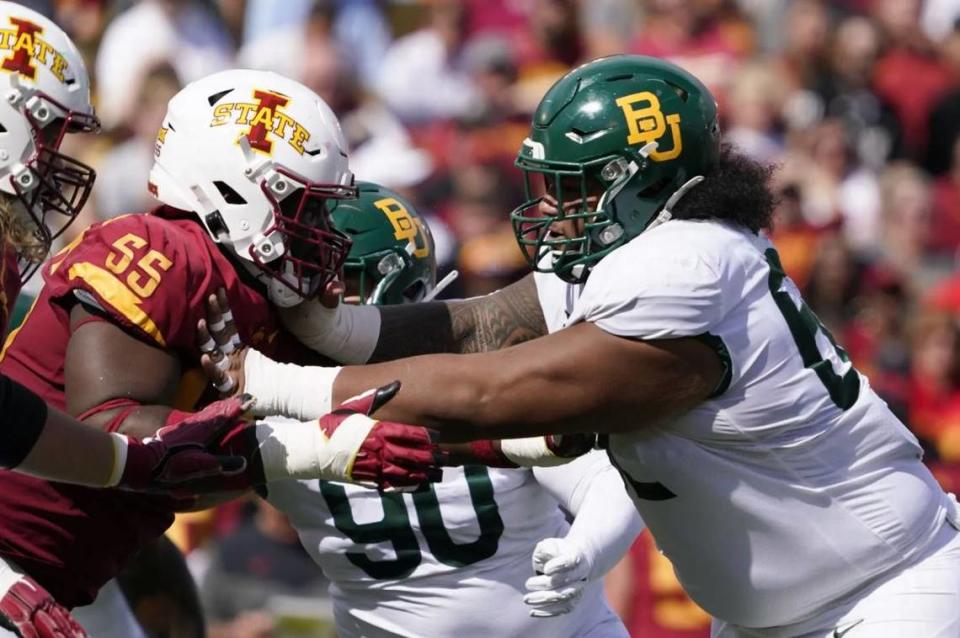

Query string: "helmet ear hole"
[[403, 280, 427, 303], [213, 180, 246, 205]]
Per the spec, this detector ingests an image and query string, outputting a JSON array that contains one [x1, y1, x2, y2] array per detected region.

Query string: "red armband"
[[75, 398, 140, 433]]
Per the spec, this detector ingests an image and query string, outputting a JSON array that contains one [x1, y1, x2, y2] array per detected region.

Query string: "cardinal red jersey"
[[0, 206, 304, 607]]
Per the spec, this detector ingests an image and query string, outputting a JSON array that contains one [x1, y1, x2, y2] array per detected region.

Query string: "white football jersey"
[[535, 219, 954, 628], [265, 453, 627, 638]]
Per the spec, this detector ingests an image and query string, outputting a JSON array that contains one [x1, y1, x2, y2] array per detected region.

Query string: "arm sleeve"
[[533, 450, 645, 581], [0, 373, 48, 468]]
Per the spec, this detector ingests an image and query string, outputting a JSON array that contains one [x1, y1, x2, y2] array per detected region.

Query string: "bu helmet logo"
[[615, 91, 683, 161], [373, 197, 430, 259]]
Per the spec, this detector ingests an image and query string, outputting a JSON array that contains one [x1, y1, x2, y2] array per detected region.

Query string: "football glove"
[[112, 396, 250, 492], [523, 537, 591, 617], [316, 382, 443, 490], [0, 572, 86, 638]]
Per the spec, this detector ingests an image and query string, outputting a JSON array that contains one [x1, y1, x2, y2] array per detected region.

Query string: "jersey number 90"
[[321, 467, 504, 580]]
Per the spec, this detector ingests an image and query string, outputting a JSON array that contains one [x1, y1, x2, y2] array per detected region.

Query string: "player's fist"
[[114, 396, 251, 492], [318, 382, 444, 490], [523, 537, 591, 618], [0, 571, 86, 638]]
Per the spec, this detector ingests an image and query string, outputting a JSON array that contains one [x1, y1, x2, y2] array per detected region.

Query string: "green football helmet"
[[511, 55, 721, 283], [329, 181, 436, 305]]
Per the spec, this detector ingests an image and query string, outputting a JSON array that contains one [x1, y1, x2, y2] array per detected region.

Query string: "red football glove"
[[114, 396, 251, 492], [0, 575, 86, 638], [319, 382, 444, 490]]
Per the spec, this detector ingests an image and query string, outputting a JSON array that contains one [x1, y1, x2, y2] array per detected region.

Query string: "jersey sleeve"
[[573, 225, 728, 339], [42, 215, 213, 351]]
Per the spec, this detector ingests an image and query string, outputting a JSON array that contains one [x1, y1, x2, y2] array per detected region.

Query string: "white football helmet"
[[0, 1, 99, 279], [149, 69, 356, 307]]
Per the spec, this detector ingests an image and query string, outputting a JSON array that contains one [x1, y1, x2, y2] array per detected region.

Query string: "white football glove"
[[523, 537, 592, 617]]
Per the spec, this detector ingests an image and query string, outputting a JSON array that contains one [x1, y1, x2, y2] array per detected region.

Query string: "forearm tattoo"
[[448, 274, 547, 353], [371, 274, 547, 361]]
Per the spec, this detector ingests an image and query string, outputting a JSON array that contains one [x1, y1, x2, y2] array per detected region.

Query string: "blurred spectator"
[[239, 0, 391, 93], [376, 0, 479, 123], [907, 310, 960, 461], [119, 536, 206, 638], [51, 0, 108, 63], [775, 0, 831, 92], [95, 0, 233, 130], [511, 0, 584, 112], [724, 61, 787, 161], [804, 233, 860, 333], [803, 15, 902, 171], [924, 26, 960, 174], [790, 116, 882, 253], [440, 164, 526, 298], [630, 0, 754, 96], [239, 2, 351, 109], [871, 0, 955, 159], [929, 136, 960, 256], [94, 62, 181, 220], [768, 182, 824, 289], [202, 500, 330, 638], [842, 266, 911, 420], [921, 0, 960, 44], [579, 0, 640, 59], [876, 162, 948, 289]]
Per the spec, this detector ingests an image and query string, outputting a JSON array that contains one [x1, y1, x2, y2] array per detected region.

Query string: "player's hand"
[[198, 288, 246, 398], [523, 537, 591, 617], [320, 382, 445, 490], [115, 396, 252, 493], [0, 571, 87, 637]]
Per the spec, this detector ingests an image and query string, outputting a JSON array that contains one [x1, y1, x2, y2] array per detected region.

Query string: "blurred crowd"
[[16, 0, 960, 636]]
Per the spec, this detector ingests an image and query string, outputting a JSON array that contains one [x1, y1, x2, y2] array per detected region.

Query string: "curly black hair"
[[670, 144, 776, 233]]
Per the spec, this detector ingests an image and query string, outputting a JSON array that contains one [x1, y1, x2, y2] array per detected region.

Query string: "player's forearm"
[[16, 407, 121, 486], [249, 323, 718, 440], [280, 274, 547, 362], [0, 374, 120, 487], [332, 348, 616, 440]]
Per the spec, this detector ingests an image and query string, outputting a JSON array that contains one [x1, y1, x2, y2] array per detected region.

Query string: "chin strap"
[[645, 175, 705, 232], [423, 270, 459, 302]]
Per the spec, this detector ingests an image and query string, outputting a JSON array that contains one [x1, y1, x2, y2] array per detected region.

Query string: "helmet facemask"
[[7, 79, 99, 280], [512, 140, 679, 284], [248, 165, 355, 302]]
